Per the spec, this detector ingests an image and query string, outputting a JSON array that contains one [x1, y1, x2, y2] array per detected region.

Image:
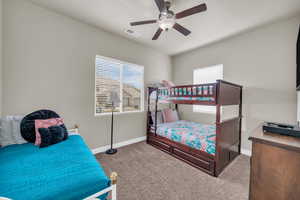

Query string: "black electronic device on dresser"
[[263, 122, 300, 138]]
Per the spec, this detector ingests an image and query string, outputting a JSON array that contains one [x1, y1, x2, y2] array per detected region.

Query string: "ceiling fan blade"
[[130, 20, 157, 26], [152, 28, 163, 40], [173, 23, 191, 36], [176, 3, 207, 19], [154, 0, 165, 12]]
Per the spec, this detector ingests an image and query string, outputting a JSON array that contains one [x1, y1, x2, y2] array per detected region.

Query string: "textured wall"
[[172, 15, 300, 151], [2, 0, 171, 149]]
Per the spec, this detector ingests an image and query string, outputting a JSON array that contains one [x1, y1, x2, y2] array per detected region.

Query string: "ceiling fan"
[[130, 0, 207, 40]]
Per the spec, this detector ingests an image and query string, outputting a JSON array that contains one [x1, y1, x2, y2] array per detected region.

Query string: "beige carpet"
[[96, 142, 250, 200]]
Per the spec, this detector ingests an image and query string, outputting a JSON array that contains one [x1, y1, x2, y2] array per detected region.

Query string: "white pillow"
[[0, 118, 15, 147], [10, 116, 27, 144], [0, 116, 27, 147], [162, 109, 179, 123]]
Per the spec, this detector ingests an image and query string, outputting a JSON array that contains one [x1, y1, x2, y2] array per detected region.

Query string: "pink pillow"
[[161, 80, 175, 88], [34, 118, 64, 146], [162, 109, 179, 123]]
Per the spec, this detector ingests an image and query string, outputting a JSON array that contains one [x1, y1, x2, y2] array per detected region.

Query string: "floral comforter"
[[154, 120, 216, 155]]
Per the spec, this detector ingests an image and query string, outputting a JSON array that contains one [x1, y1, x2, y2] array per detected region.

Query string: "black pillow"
[[48, 125, 66, 144], [20, 109, 68, 143], [39, 125, 66, 148]]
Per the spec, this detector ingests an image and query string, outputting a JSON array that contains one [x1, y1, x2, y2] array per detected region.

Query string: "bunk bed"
[[147, 80, 243, 177]]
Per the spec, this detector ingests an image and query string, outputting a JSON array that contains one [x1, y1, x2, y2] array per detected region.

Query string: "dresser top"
[[249, 125, 300, 152]]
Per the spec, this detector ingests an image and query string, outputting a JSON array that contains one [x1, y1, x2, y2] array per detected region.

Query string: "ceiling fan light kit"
[[130, 0, 207, 40], [158, 12, 175, 30]]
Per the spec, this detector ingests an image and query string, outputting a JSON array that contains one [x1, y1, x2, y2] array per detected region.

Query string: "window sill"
[[95, 110, 145, 117], [193, 111, 216, 114]]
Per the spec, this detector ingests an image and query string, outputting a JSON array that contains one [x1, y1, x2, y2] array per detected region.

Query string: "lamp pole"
[[106, 101, 118, 155]]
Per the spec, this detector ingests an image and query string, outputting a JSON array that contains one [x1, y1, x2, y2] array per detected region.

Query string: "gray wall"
[[0, 0, 2, 115], [2, 0, 171, 149], [172, 15, 300, 151], [2, 0, 299, 152]]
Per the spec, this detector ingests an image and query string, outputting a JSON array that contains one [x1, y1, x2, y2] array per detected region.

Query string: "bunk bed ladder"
[[146, 88, 151, 134], [154, 88, 159, 136], [238, 88, 243, 154]]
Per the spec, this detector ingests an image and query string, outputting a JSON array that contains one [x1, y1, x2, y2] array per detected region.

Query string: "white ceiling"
[[29, 0, 300, 55]]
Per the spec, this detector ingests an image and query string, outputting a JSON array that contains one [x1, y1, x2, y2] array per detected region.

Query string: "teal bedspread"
[[0, 135, 110, 200]]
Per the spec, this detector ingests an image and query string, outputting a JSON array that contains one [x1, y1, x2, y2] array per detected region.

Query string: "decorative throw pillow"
[[38, 128, 52, 148], [48, 126, 65, 143], [35, 118, 67, 146], [38, 125, 66, 148], [162, 109, 179, 123], [20, 110, 68, 143]]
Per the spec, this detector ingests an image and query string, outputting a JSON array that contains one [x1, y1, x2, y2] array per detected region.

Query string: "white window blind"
[[95, 55, 144, 115], [193, 64, 223, 114]]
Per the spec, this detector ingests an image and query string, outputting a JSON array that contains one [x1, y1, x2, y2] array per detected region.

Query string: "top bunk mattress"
[[153, 120, 216, 155], [157, 96, 215, 103], [149, 85, 216, 104], [0, 135, 110, 200]]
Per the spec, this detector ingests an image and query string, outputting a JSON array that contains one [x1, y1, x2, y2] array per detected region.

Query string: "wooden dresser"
[[249, 127, 300, 200]]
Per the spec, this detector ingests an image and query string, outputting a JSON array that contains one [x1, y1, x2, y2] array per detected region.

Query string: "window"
[[95, 55, 144, 115], [193, 64, 223, 114]]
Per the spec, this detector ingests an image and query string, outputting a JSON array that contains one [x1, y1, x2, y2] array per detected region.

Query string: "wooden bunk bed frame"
[[147, 80, 243, 177]]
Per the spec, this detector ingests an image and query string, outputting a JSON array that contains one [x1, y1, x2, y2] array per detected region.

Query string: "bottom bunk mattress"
[[0, 135, 110, 200], [152, 120, 216, 155]]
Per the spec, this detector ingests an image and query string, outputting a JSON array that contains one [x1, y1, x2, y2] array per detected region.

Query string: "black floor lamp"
[[106, 91, 120, 155]]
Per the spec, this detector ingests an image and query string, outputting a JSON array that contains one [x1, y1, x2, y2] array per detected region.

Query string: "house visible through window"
[[95, 55, 144, 115], [193, 64, 223, 113]]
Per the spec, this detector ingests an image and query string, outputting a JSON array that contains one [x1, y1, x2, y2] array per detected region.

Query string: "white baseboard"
[[92, 136, 252, 157], [241, 148, 251, 157], [92, 136, 146, 155]]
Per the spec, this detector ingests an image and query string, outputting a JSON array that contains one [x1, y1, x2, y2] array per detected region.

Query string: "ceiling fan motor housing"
[[164, 1, 172, 10]]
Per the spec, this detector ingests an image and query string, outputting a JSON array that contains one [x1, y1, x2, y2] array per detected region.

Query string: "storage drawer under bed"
[[172, 148, 213, 171], [147, 135, 215, 175], [148, 137, 171, 153]]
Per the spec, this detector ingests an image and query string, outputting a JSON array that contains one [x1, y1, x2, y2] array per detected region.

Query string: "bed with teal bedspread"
[[153, 120, 216, 155], [0, 135, 110, 200]]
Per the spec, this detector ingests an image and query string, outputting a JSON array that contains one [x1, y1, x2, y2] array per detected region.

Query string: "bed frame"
[[147, 80, 243, 177], [1, 172, 117, 200], [0, 125, 118, 200], [84, 172, 117, 200], [72, 125, 118, 200]]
